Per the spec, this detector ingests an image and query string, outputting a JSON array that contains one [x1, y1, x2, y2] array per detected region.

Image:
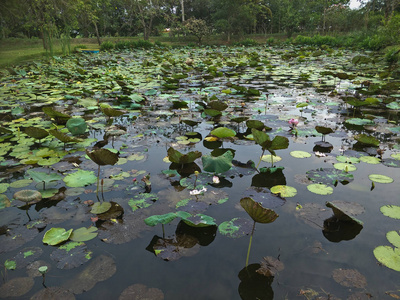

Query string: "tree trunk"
[[180, 0, 185, 22], [93, 22, 101, 45]]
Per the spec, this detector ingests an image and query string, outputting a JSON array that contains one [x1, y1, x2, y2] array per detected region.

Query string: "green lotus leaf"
[[315, 126, 334, 135], [333, 163, 357, 172], [0, 183, 9, 193], [180, 213, 216, 227], [345, 118, 374, 126], [167, 147, 202, 164], [307, 183, 334, 195], [368, 174, 394, 184], [231, 116, 249, 124], [380, 205, 400, 219], [91, 202, 112, 214], [50, 241, 92, 269], [70, 227, 98, 242], [359, 156, 381, 164], [387, 231, 400, 248], [144, 212, 178, 227], [4, 259, 16, 270], [208, 100, 228, 111], [204, 109, 222, 117], [290, 151, 311, 158], [210, 127, 236, 138], [128, 193, 158, 212], [270, 135, 289, 152], [246, 120, 265, 130], [0, 194, 11, 209], [270, 185, 297, 198], [66, 118, 87, 136], [240, 197, 279, 224], [387, 101, 400, 110], [306, 168, 354, 186], [391, 153, 400, 160], [49, 130, 82, 143], [100, 104, 125, 117], [63, 169, 97, 187], [27, 170, 62, 184], [43, 227, 73, 245], [373, 246, 400, 272], [202, 151, 233, 173], [354, 134, 380, 147], [86, 148, 119, 166], [261, 155, 282, 163], [24, 126, 49, 140], [336, 156, 360, 164], [10, 179, 32, 188], [251, 128, 271, 150]]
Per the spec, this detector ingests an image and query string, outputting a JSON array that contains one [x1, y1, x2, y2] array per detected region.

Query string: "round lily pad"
[[63, 169, 97, 187], [30, 287, 75, 300], [90, 202, 112, 214], [332, 268, 367, 288], [70, 227, 98, 242], [373, 246, 400, 272], [218, 217, 253, 238], [336, 156, 360, 164], [144, 212, 178, 227], [261, 155, 282, 163], [333, 163, 357, 172], [387, 231, 400, 248], [270, 185, 297, 197], [359, 156, 381, 164], [290, 151, 311, 158], [0, 277, 34, 298], [307, 183, 333, 195], [380, 205, 400, 219], [210, 127, 236, 138], [368, 174, 394, 184], [306, 168, 354, 186], [50, 241, 92, 269], [119, 284, 164, 300]]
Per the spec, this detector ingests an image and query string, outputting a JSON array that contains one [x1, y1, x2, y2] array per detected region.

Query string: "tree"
[[184, 17, 209, 44]]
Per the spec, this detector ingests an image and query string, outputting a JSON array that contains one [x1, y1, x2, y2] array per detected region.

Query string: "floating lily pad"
[[0, 277, 34, 298], [290, 151, 311, 158], [295, 203, 331, 229], [11, 246, 43, 269], [256, 256, 284, 277], [10, 179, 33, 188], [336, 156, 360, 164], [27, 170, 63, 185], [218, 217, 253, 238], [128, 193, 158, 212], [50, 241, 92, 269], [30, 287, 75, 300], [382, 158, 400, 168], [177, 211, 217, 227], [0, 194, 11, 209], [345, 118, 374, 126], [91, 202, 112, 214], [306, 168, 354, 186], [368, 174, 394, 184], [0, 225, 39, 254], [332, 268, 367, 288], [63, 169, 97, 187], [63, 255, 116, 294], [70, 227, 98, 242], [261, 155, 282, 163], [359, 156, 381, 164], [43, 227, 73, 246], [373, 246, 400, 272], [387, 231, 400, 248], [119, 284, 164, 300], [307, 183, 334, 195], [270, 185, 297, 197], [144, 212, 178, 227], [333, 163, 357, 172], [240, 197, 279, 224], [380, 205, 400, 219], [354, 134, 380, 147]]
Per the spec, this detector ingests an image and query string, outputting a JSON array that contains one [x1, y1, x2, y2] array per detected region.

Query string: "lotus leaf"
[[66, 117, 87, 135], [307, 183, 333, 195], [49, 130, 81, 143], [144, 212, 177, 227], [326, 201, 364, 225], [332, 268, 367, 288], [387, 231, 400, 248], [0, 277, 34, 298], [0, 194, 10, 209], [208, 100, 228, 111], [391, 153, 400, 160], [70, 227, 98, 242], [336, 156, 360, 164], [380, 205, 400, 219], [9, 179, 32, 188], [246, 120, 265, 130], [24, 126, 49, 140], [63, 169, 97, 187], [43, 227, 73, 245], [306, 168, 354, 186], [100, 103, 125, 117], [290, 151, 311, 158], [180, 213, 217, 227], [50, 241, 92, 269], [210, 127, 236, 138], [354, 134, 380, 146], [382, 159, 400, 168], [4, 259, 16, 270], [260, 154, 282, 164], [91, 202, 112, 214], [128, 193, 158, 212], [167, 147, 202, 164], [218, 218, 253, 238], [345, 118, 374, 126], [204, 109, 222, 117], [373, 246, 400, 272], [30, 287, 75, 300], [11, 247, 43, 269], [359, 156, 381, 164], [270, 185, 297, 197], [86, 148, 119, 166], [333, 163, 357, 172], [202, 151, 233, 173], [27, 170, 62, 184], [151, 235, 200, 261], [240, 197, 279, 224], [315, 126, 334, 135], [368, 174, 394, 184], [119, 284, 164, 300]]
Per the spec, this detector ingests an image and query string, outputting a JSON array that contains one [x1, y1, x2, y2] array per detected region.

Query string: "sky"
[[349, 0, 362, 9]]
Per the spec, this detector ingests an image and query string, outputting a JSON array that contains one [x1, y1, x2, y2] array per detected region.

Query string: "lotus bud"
[[288, 118, 299, 127]]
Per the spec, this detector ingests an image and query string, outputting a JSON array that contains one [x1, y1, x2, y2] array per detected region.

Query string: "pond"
[[0, 45, 400, 299]]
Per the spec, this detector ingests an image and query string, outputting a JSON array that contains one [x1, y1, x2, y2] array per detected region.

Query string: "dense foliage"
[[0, 0, 399, 49]]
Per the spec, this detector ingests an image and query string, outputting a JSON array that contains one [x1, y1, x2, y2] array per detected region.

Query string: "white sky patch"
[[349, 0, 361, 9]]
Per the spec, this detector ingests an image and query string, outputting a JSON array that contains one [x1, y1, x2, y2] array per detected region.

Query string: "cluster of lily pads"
[[0, 44, 400, 298]]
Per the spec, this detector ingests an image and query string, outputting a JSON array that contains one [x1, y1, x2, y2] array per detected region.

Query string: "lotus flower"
[[288, 118, 299, 127]]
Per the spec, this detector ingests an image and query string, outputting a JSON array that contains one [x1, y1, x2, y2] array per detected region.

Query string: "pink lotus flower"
[[288, 118, 299, 127]]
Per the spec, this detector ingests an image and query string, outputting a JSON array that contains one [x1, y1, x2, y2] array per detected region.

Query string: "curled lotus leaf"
[[315, 126, 334, 135], [240, 197, 279, 224], [202, 151, 233, 174], [86, 148, 119, 166], [43, 227, 73, 246], [49, 130, 81, 143], [326, 201, 364, 226], [167, 147, 202, 164]]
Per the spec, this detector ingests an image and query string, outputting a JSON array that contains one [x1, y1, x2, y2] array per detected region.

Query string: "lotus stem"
[[245, 221, 256, 267], [162, 224, 165, 239], [96, 165, 100, 200], [256, 150, 265, 170]]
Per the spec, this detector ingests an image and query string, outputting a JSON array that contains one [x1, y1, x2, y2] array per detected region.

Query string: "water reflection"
[[322, 216, 363, 243], [238, 264, 274, 300]]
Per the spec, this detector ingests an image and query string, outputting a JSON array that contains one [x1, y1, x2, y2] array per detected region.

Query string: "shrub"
[[74, 44, 87, 52], [100, 41, 114, 51], [115, 40, 130, 50], [135, 39, 153, 49], [266, 37, 275, 46], [234, 38, 258, 47]]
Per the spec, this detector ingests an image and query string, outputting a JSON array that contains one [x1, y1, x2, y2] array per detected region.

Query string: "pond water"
[[0, 46, 400, 299]]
